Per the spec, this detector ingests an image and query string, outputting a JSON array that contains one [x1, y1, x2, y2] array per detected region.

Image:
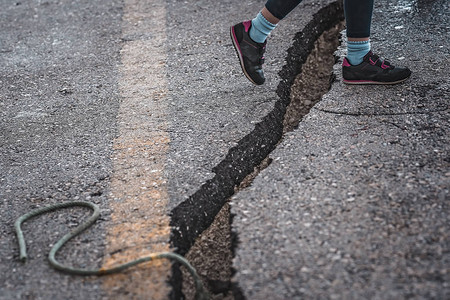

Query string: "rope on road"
[[14, 201, 209, 300]]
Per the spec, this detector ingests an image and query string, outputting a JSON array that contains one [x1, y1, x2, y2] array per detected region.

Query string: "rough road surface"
[[1, 0, 342, 299], [1, 0, 448, 299], [232, 0, 450, 299]]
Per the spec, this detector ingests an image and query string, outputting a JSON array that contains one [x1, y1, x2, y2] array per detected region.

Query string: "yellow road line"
[[103, 0, 171, 298]]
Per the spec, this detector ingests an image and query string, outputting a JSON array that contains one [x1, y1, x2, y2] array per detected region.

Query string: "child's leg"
[[344, 0, 374, 39], [344, 0, 374, 65], [264, 0, 303, 20], [230, 0, 304, 85], [342, 0, 411, 84], [249, 0, 303, 43]]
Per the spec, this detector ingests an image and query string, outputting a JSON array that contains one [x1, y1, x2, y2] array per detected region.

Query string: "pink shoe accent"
[[381, 62, 391, 69], [243, 20, 251, 32], [342, 58, 351, 67], [231, 26, 242, 53], [369, 58, 379, 65]]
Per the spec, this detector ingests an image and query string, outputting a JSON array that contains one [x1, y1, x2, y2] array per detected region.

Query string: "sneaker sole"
[[230, 26, 260, 86], [343, 76, 411, 85]]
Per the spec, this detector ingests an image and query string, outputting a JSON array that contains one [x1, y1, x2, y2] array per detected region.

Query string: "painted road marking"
[[103, 0, 171, 298]]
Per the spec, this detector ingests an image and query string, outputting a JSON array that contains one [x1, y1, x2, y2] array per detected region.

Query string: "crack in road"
[[175, 4, 346, 299]]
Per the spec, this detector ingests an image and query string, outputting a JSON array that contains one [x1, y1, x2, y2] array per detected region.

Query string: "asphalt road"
[[1, 0, 340, 298], [1, 0, 122, 299], [232, 0, 450, 298], [1, 0, 448, 299]]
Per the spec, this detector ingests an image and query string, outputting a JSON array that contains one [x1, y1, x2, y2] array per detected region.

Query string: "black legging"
[[265, 0, 374, 38]]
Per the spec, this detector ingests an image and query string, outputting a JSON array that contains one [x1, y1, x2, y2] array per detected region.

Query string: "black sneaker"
[[230, 21, 266, 85], [342, 51, 411, 85]]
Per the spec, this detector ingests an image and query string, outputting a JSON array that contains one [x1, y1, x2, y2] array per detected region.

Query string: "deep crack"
[[169, 2, 346, 299], [176, 14, 346, 300]]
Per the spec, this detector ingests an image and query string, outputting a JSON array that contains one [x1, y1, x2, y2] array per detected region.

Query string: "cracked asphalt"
[[231, 0, 449, 299], [1, 0, 340, 298], [0, 0, 448, 299]]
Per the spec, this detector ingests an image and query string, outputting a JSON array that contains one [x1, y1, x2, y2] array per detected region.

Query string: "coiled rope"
[[14, 201, 209, 300]]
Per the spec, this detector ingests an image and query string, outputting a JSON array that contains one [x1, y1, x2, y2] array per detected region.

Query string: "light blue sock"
[[249, 12, 277, 44], [347, 40, 371, 65]]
